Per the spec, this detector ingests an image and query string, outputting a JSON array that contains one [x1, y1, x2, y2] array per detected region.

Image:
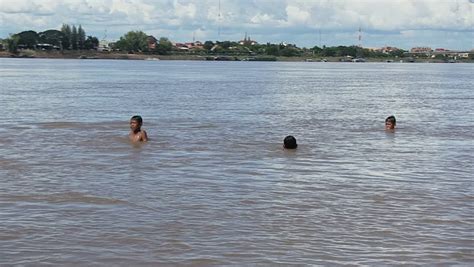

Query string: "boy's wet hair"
[[130, 115, 143, 125], [284, 135, 297, 149], [385, 115, 396, 125]]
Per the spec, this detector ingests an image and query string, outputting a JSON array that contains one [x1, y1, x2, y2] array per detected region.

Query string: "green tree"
[[203, 40, 214, 50], [78, 25, 86, 50], [254, 45, 267, 55], [219, 41, 232, 49], [332, 46, 357, 57], [155, 37, 172, 55], [210, 45, 223, 53], [16, 30, 39, 49], [71, 25, 78, 50], [38, 30, 65, 46], [265, 44, 280, 56], [61, 24, 72, 49], [389, 49, 405, 58], [311, 45, 323, 55], [321, 46, 336, 57], [84, 36, 99, 50], [115, 31, 148, 52], [280, 46, 301, 57], [6, 35, 20, 53]]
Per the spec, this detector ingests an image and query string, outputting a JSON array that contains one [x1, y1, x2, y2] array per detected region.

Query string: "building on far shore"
[[239, 33, 257, 46], [98, 39, 111, 52], [36, 43, 60, 51], [410, 47, 433, 54], [406, 46, 472, 58], [173, 41, 204, 51], [376, 46, 402, 54]]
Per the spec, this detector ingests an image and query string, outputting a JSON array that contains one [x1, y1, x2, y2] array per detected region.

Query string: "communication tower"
[[218, 0, 221, 40]]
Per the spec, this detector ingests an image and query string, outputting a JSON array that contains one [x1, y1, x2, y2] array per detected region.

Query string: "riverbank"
[[1, 50, 472, 63], [0, 50, 179, 61]]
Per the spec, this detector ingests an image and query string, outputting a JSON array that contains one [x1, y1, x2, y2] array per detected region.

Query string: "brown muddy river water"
[[0, 59, 472, 265]]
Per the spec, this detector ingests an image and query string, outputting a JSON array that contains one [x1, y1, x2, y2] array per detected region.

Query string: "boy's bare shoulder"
[[141, 130, 148, 141]]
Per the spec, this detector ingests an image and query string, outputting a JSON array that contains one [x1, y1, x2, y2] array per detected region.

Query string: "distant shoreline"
[[1, 50, 472, 63]]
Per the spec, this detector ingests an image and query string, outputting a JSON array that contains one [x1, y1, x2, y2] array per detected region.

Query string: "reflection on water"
[[0, 59, 473, 265]]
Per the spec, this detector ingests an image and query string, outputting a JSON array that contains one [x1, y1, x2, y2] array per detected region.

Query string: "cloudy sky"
[[0, 0, 473, 50]]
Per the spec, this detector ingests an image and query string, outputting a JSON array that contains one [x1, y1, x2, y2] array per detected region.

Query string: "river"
[[0, 58, 472, 265]]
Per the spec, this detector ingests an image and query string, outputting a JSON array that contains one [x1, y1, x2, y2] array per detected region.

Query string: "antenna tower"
[[319, 29, 322, 47], [358, 26, 362, 47], [218, 0, 221, 40]]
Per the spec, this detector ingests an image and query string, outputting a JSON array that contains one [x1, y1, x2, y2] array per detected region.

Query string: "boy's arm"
[[142, 130, 148, 142]]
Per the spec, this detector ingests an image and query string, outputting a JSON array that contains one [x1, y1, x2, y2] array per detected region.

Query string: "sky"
[[0, 0, 473, 50]]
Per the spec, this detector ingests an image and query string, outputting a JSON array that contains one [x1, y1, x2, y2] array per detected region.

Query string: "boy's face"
[[130, 119, 141, 131], [385, 121, 395, 130]]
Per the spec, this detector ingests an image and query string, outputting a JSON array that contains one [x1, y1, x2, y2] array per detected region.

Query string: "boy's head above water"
[[283, 135, 297, 149], [385, 115, 396, 130], [129, 115, 148, 142], [130, 115, 143, 132]]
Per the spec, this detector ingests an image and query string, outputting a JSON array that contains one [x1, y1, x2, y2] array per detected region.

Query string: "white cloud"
[[174, 0, 197, 19], [0, 0, 57, 15], [285, 5, 311, 26], [250, 13, 276, 25]]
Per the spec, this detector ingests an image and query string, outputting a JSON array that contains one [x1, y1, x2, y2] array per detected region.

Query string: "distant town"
[[1, 24, 473, 63]]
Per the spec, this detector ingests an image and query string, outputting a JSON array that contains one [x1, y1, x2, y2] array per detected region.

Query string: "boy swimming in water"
[[129, 115, 148, 142], [385, 115, 396, 131], [283, 135, 297, 149]]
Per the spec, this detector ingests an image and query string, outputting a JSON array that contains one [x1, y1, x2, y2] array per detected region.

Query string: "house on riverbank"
[[405, 47, 472, 59]]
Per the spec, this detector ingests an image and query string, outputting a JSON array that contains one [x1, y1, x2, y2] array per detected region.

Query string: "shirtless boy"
[[129, 115, 148, 142], [385, 115, 396, 131]]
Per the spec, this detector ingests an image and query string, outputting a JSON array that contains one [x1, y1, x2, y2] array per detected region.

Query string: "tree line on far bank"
[[2, 26, 408, 58], [4, 24, 98, 53], [110, 30, 407, 58]]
